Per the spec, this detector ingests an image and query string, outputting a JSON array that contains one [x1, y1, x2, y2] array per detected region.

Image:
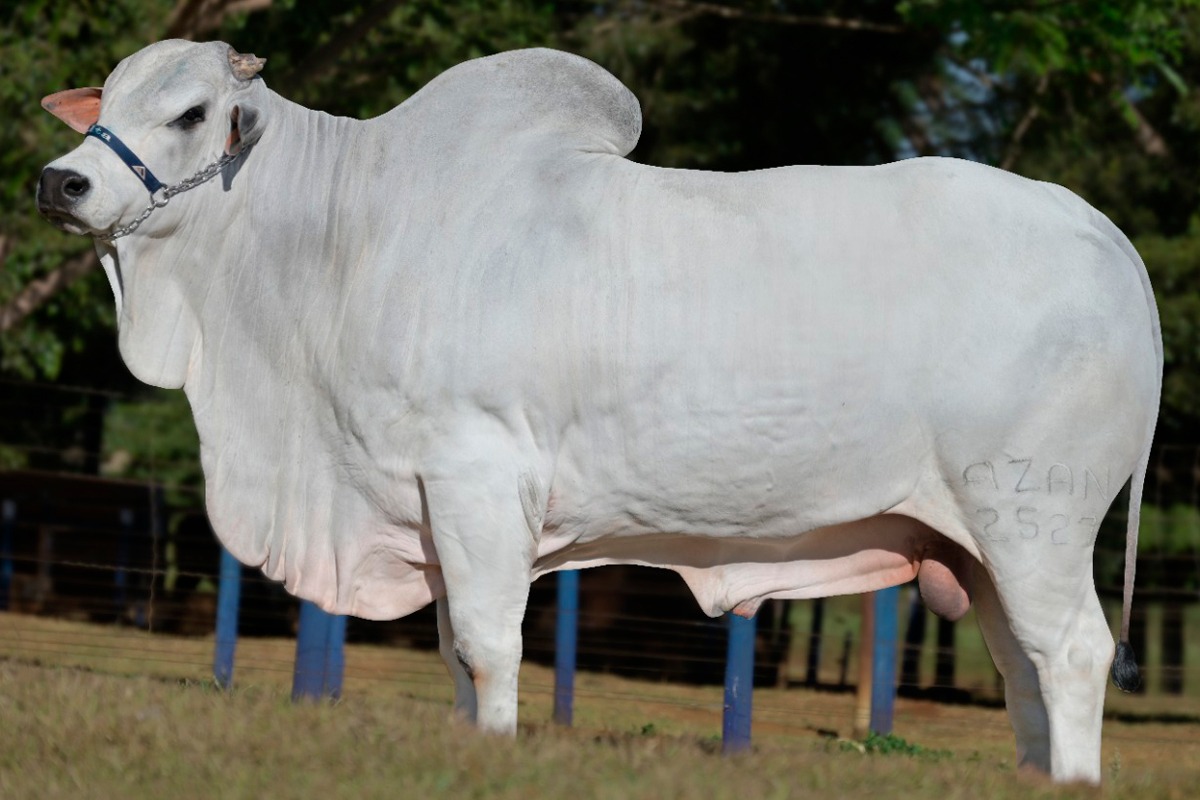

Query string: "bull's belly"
[[525, 410, 939, 615], [531, 511, 971, 619]]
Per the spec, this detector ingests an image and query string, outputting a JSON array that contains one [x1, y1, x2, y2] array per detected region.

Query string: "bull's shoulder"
[[385, 48, 642, 159]]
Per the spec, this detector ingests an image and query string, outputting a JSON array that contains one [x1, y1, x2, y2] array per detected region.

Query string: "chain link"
[[98, 152, 240, 242]]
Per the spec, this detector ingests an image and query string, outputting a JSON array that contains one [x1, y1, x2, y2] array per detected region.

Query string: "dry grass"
[[0, 613, 1198, 799]]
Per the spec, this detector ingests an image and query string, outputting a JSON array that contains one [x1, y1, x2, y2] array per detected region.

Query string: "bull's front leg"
[[422, 447, 539, 734], [436, 597, 478, 721]]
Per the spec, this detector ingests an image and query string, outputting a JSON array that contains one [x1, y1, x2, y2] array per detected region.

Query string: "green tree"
[[0, 0, 175, 378]]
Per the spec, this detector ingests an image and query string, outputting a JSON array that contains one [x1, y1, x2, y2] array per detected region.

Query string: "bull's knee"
[[1058, 610, 1115, 685], [453, 640, 478, 681], [1066, 636, 1113, 676]]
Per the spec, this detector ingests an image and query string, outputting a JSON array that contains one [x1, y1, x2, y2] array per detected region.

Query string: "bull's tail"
[[1090, 207, 1161, 693], [1112, 438, 1149, 692]]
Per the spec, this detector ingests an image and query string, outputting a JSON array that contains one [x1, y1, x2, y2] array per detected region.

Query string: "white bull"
[[38, 40, 1160, 783]]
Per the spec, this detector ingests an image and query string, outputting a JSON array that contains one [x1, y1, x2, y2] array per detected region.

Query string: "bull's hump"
[[393, 47, 642, 158]]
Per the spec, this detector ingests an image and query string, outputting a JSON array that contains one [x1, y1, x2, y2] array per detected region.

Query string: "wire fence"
[[2, 378, 1200, 744]]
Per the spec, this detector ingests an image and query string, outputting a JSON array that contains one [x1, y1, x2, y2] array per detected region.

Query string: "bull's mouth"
[[37, 205, 93, 236]]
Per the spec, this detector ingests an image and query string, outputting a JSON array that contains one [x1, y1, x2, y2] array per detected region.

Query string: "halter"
[[86, 123, 239, 242], [87, 124, 164, 194]]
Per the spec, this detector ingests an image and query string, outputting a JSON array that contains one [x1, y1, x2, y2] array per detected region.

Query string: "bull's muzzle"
[[37, 167, 91, 232]]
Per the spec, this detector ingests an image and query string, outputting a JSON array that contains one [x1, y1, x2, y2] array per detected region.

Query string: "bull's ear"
[[41, 87, 103, 134], [225, 100, 265, 156]]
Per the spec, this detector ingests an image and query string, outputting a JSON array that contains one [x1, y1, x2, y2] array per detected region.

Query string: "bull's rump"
[[511, 155, 1157, 563]]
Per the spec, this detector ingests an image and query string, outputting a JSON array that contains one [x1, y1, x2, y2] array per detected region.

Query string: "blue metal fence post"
[[869, 585, 901, 735], [293, 600, 330, 700], [553, 570, 580, 725], [213, 546, 242, 689], [292, 600, 345, 701], [722, 612, 757, 754], [0, 500, 14, 611], [324, 613, 348, 699]]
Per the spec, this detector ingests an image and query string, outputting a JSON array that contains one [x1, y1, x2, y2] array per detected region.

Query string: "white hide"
[[42, 41, 1161, 783]]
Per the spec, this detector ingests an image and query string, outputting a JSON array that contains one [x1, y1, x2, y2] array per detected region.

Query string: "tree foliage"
[[0, 0, 174, 378]]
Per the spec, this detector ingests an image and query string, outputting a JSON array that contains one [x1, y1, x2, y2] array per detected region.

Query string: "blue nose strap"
[[86, 124, 164, 194]]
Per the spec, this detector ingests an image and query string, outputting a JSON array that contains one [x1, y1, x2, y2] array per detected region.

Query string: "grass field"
[[1, 613, 1199, 798]]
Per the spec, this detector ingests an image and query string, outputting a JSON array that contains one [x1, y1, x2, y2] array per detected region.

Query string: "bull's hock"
[[38, 40, 1161, 784]]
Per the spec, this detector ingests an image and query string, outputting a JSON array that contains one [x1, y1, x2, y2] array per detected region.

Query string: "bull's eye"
[[172, 105, 206, 129]]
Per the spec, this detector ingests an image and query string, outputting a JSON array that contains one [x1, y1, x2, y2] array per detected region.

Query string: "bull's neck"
[[247, 93, 370, 254], [204, 95, 371, 374], [116, 91, 382, 398]]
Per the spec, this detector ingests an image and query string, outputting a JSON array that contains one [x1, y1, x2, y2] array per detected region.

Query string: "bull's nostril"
[[63, 176, 90, 198], [37, 168, 91, 230], [41, 168, 91, 204]]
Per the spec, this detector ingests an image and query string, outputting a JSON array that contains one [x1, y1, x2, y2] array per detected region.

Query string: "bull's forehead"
[[102, 40, 235, 121]]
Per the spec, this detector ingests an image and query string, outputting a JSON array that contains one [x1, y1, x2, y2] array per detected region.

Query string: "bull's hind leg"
[[970, 549, 1113, 783], [969, 560, 1050, 773]]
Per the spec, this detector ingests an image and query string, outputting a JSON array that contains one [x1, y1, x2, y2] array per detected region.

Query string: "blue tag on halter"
[[87, 124, 164, 194]]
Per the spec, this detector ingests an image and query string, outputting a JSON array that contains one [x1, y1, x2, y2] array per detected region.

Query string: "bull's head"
[[37, 40, 268, 388], [39, 40, 266, 237]]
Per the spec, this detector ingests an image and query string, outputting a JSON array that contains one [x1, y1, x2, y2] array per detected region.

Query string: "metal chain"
[[98, 152, 240, 242]]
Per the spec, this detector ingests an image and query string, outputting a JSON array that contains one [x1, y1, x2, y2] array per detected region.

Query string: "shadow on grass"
[[1102, 709, 1200, 725], [795, 677, 1200, 725]]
